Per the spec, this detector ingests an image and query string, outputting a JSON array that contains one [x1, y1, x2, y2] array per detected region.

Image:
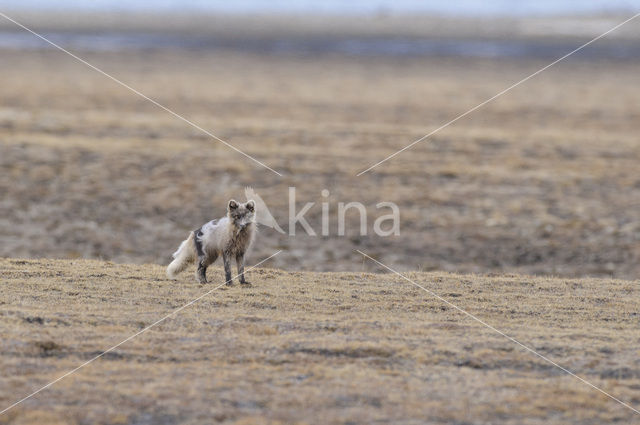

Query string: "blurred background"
[[1, 1, 639, 277]]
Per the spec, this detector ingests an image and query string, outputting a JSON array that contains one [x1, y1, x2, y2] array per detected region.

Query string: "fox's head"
[[227, 199, 256, 229]]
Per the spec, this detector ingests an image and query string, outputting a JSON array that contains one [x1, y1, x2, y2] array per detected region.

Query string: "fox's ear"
[[228, 200, 239, 210], [246, 200, 255, 211]]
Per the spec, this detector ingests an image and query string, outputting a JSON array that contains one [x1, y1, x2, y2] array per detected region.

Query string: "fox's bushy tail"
[[166, 232, 197, 279]]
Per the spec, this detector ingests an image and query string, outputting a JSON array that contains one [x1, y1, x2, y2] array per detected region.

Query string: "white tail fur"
[[166, 232, 197, 279]]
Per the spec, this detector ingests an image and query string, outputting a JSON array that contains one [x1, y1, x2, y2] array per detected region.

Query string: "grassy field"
[[1, 257, 640, 424], [1, 34, 639, 277], [1, 13, 640, 424]]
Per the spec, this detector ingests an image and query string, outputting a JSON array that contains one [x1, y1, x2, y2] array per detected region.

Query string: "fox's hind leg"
[[196, 260, 207, 284], [194, 231, 216, 284], [196, 253, 217, 284]]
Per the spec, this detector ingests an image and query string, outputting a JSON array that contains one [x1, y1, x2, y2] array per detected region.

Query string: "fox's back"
[[196, 217, 229, 251]]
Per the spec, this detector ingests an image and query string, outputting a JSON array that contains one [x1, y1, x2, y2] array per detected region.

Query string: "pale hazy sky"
[[0, 0, 639, 16]]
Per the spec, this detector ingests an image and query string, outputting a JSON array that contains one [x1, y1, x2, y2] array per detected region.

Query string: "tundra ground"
[[1, 258, 640, 424]]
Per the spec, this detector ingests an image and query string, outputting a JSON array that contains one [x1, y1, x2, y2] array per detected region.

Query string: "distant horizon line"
[[1, 3, 639, 19]]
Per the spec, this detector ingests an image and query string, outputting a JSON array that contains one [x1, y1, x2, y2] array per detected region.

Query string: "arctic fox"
[[167, 200, 256, 284]]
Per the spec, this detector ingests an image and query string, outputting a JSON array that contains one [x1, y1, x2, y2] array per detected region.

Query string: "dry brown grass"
[[2, 14, 640, 425], [1, 257, 640, 424], [1, 43, 639, 277]]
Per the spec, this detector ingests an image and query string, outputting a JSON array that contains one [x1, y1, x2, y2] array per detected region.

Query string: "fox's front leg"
[[236, 252, 249, 285], [222, 251, 233, 285]]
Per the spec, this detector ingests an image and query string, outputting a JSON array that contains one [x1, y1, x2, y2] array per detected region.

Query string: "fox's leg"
[[196, 251, 218, 284], [236, 252, 249, 284], [196, 258, 207, 284], [194, 233, 209, 284], [222, 251, 233, 285]]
